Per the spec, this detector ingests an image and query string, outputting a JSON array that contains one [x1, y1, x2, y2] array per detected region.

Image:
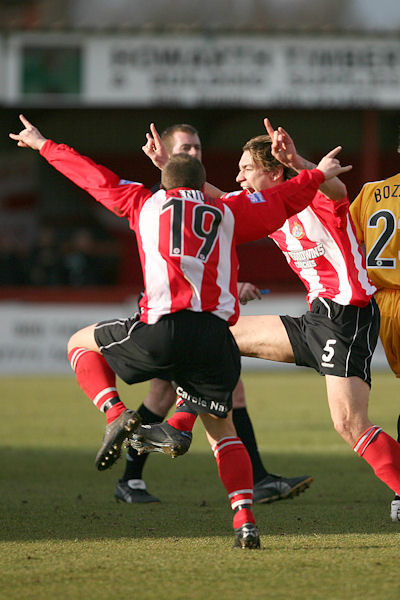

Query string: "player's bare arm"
[[9, 114, 48, 151], [264, 117, 351, 201]]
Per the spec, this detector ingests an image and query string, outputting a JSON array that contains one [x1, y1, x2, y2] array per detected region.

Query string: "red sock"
[[353, 425, 400, 495], [212, 436, 255, 529], [104, 401, 127, 424], [68, 347, 126, 422], [167, 411, 197, 431]]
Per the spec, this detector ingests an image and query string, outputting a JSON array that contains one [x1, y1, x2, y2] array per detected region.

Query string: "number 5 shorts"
[[93, 309, 241, 418], [280, 297, 380, 386]]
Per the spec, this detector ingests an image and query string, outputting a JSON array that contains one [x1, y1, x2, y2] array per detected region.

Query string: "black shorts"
[[94, 310, 241, 417], [281, 297, 380, 386]]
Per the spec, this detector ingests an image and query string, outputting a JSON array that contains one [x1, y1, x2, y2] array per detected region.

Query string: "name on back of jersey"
[[373, 182, 400, 203]]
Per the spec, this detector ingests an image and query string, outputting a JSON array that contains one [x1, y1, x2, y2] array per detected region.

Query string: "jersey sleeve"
[[40, 140, 152, 220], [223, 168, 325, 244], [349, 186, 368, 244]]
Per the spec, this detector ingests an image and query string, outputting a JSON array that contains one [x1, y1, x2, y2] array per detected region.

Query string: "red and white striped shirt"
[[269, 191, 376, 307], [40, 140, 325, 324]]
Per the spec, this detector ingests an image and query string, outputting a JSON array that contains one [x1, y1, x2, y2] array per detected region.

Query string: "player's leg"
[[67, 323, 141, 471], [230, 314, 295, 362], [127, 310, 240, 458], [127, 395, 197, 458], [232, 379, 313, 504], [393, 414, 400, 521], [230, 316, 313, 502], [375, 289, 400, 520], [326, 374, 400, 495], [200, 411, 260, 549], [115, 379, 176, 503]]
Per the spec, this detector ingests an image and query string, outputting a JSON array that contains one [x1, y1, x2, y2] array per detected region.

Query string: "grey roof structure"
[[2, 0, 400, 33]]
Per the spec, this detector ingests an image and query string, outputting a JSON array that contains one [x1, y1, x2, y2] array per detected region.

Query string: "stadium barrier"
[[0, 295, 387, 375]]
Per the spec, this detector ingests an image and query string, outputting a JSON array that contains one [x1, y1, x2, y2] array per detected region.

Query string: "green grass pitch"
[[1, 370, 399, 600]]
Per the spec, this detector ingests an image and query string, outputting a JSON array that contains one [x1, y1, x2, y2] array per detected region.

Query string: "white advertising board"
[[2, 33, 400, 108], [0, 297, 388, 375], [85, 35, 400, 108], [0, 302, 132, 374]]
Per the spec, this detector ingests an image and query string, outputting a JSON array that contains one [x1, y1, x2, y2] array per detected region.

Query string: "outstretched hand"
[[9, 114, 48, 150], [264, 118, 299, 169], [317, 147, 352, 180], [142, 123, 169, 170]]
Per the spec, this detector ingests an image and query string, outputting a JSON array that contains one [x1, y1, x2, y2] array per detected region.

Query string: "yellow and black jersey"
[[350, 173, 400, 290]]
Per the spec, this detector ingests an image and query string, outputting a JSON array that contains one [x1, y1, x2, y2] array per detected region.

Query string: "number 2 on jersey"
[[366, 209, 399, 269]]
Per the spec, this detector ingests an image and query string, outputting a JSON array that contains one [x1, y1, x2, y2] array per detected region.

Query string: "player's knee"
[[331, 415, 357, 445], [67, 325, 97, 354], [67, 332, 79, 353], [232, 379, 246, 409], [145, 379, 176, 415]]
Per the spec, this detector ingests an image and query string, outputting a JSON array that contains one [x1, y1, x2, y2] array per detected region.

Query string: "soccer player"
[[116, 123, 312, 506], [9, 114, 346, 548], [139, 118, 400, 509], [350, 152, 400, 522], [227, 121, 400, 505]]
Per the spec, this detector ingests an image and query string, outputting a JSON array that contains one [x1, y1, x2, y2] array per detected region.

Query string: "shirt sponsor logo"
[[248, 192, 266, 204], [119, 178, 141, 186], [286, 243, 325, 269]]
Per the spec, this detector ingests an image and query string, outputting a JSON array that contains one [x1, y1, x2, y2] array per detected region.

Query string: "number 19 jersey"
[[40, 140, 325, 325]]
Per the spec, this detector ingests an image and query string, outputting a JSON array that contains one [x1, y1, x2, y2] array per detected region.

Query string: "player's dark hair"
[[161, 153, 206, 190], [243, 135, 296, 180], [161, 124, 200, 154]]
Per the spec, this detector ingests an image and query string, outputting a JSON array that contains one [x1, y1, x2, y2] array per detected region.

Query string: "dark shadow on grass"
[[0, 446, 397, 542]]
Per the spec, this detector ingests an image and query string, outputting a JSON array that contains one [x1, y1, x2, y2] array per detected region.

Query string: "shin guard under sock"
[[353, 425, 400, 495], [68, 347, 126, 421], [212, 436, 255, 529]]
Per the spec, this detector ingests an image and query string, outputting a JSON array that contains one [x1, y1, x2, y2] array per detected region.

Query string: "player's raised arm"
[[264, 117, 351, 201], [142, 122, 169, 170], [9, 114, 48, 151], [316, 146, 352, 180]]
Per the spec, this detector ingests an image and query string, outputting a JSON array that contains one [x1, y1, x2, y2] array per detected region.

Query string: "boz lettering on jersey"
[[284, 243, 325, 269], [374, 183, 400, 203], [162, 197, 223, 262]]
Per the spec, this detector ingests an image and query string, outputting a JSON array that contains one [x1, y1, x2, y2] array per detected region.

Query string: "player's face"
[[170, 132, 202, 160], [236, 151, 277, 193]]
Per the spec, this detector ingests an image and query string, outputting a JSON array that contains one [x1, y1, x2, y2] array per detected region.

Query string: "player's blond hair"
[[243, 135, 296, 180]]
